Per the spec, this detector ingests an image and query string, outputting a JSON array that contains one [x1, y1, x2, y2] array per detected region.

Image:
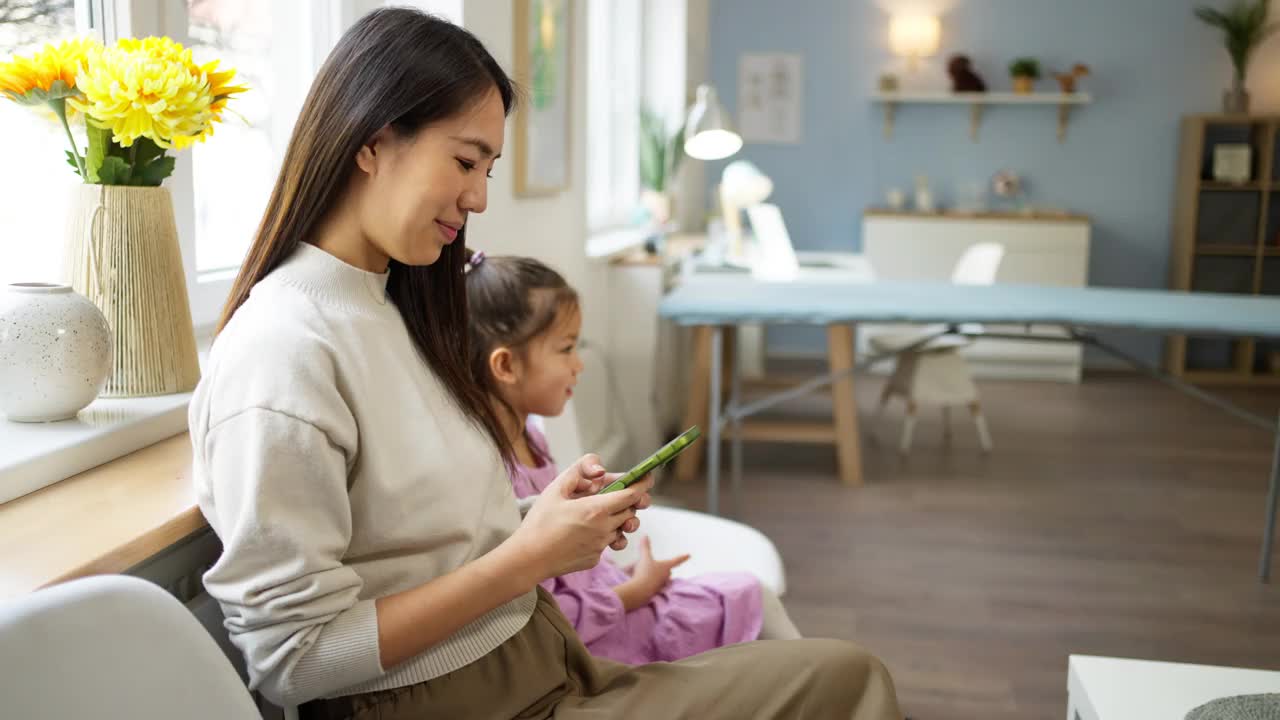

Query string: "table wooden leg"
[[675, 326, 713, 482], [674, 325, 736, 482], [827, 324, 864, 486]]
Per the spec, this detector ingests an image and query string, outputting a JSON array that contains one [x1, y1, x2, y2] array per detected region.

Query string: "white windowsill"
[[0, 393, 193, 505], [0, 336, 212, 506], [585, 226, 653, 262]]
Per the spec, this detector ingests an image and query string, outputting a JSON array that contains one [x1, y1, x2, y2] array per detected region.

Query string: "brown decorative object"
[[947, 54, 987, 92], [1053, 63, 1092, 93]]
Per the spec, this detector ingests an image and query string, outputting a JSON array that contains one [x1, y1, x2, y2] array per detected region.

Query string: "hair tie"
[[465, 250, 486, 274]]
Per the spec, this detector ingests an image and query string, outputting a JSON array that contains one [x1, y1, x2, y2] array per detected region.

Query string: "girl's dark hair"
[[464, 253, 579, 466], [216, 8, 518, 460]]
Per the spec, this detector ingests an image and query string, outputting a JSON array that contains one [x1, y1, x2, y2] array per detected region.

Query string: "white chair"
[[868, 242, 1005, 455], [0, 574, 262, 720], [535, 398, 787, 596]]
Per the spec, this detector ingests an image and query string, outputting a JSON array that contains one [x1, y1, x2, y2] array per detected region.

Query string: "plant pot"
[[1223, 83, 1250, 114], [0, 283, 112, 422], [640, 189, 673, 226], [1012, 75, 1036, 94], [63, 185, 201, 397]]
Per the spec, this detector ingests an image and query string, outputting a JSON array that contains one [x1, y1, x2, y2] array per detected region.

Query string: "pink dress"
[[510, 422, 763, 664]]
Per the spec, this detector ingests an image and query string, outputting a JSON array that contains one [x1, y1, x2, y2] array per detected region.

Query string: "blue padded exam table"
[[659, 276, 1280, 581]]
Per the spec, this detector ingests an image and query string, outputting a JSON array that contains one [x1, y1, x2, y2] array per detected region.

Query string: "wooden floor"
[[660, 371, 1280, 720]]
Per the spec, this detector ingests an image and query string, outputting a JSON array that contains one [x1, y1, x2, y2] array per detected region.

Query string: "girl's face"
[[354, 86, 505, 268], [508, 306, 584, 419]]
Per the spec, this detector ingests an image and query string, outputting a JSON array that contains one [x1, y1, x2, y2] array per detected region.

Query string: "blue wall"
[[708, 0, 1280, 363]]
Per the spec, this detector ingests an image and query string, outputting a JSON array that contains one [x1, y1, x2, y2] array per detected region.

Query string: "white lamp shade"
[[684, 84, 743, 160], [721, 160, 773, 206], [889, 14, 940, 59]]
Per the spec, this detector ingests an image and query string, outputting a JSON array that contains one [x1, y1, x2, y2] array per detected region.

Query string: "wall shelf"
[[871, 91, 1093, 142]]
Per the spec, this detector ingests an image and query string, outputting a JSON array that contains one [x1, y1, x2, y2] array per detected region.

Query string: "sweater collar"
[[271, 242, 392, 311]]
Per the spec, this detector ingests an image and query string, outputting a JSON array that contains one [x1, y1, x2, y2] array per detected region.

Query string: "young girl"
[[465, 252, 804, 664], [191, 7, 901, 719]]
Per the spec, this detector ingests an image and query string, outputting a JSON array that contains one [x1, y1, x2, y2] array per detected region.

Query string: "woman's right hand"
[[512, 454, 654, 580]]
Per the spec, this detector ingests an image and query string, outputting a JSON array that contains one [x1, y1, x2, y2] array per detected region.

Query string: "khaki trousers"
[[299, 587, 901, 720]]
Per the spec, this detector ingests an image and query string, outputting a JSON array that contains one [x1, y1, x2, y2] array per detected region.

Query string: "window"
[[0, 0, 86, 287], [0, 0, 361, 330], [175, 0, 345, 327], [186, 0, 277, 275], [585, 0, 687, 235], [586, 0, 641, 232]]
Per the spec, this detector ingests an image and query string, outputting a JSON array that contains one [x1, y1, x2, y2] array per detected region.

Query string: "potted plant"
[[0, 36, 246, 397], [638, 106, 685, 226], [1194, 0, 1277, 113], [1008, 57, 1041, 94]]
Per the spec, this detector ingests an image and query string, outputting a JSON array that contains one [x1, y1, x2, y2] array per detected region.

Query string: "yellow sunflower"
[[70, 39, 215, 149], [0, 37, 99, 106], [173, 58, 247, 148]]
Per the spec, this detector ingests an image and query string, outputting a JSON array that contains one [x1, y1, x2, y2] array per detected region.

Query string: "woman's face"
[[355, 86, 506, 267]]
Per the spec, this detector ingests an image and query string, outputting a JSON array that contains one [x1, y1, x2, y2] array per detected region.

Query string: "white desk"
[[1068, 655, 1280, 720]]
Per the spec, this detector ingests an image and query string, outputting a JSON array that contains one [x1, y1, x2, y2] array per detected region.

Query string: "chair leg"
[[970, 401, 993, 453], [869, 384, 893, 447], [899, 401, 917, 455]]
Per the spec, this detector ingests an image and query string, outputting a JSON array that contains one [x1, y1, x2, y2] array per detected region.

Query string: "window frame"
[[585, 0, 688, 239], [71, 0, 366, 333]]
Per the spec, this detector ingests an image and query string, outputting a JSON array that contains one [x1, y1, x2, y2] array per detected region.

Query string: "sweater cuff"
[[286, 599, 383, 704]]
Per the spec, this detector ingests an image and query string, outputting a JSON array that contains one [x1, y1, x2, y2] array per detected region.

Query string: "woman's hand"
[[511, 454, 654, 581], [613, 536, 691, 611]]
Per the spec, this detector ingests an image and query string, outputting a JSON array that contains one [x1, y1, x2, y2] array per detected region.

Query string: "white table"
[[1068, 655, 1280, 720]]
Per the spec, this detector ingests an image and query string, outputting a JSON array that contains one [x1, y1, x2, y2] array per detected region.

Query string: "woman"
[[191, 8, 902, 719]]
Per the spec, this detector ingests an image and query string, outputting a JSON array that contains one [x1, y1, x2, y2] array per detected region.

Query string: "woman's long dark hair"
[[217, 8, 519, 461]]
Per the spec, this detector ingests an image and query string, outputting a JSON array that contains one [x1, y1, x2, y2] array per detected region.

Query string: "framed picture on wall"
[[513, 0, 573, 197]]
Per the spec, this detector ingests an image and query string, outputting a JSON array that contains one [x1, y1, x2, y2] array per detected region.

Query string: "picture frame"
[[513, 0, 573, 197], [1212, 143, 1252, 184]]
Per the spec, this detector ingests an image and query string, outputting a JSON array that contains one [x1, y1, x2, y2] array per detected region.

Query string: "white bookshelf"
[[871, 91, 1094, 142]]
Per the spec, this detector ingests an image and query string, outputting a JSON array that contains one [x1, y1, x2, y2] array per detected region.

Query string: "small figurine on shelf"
[[886, 187, 907, 211], [914, 175, 936, 213], [879, 73, 900, 92], [1052, 63, 1091, 93], [947, 54, 987, 92], [992, 169, 1030, 213]]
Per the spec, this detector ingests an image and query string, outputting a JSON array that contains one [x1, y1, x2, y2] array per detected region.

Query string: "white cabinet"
[[861, 212, 1091, 382]]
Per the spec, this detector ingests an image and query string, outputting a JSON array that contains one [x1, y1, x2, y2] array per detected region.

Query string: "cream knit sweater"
[[190, 243, 535, 707]]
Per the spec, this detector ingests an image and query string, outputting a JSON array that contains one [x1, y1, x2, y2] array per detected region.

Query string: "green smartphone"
[[596, 426, 702, 494]]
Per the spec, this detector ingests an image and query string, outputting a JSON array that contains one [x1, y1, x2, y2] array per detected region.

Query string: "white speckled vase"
[[0, 283, 112, 422]]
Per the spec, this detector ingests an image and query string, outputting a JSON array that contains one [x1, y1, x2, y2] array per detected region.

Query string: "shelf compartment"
[[1191, 256, 1256, 294], [1195, 191, 1261, 246], [1200, 121, 1267, 182]]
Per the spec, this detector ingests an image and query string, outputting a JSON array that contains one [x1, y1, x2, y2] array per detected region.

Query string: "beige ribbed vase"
[[64, 185, 200, 397]]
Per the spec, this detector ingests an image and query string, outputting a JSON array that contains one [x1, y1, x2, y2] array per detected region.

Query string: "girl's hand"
[[512, 454, 654, 581], [613, 536, 690, 611]]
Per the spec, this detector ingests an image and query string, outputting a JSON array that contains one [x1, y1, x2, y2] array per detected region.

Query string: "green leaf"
[[135, 155, 175, 186], [668, 124, 686, 180], [85, 125, 112, 184], [64, 150, 83, 179], [1195, 6, 1230, 28], [96, 156, 132, 185], [131, 137, 165, 167]]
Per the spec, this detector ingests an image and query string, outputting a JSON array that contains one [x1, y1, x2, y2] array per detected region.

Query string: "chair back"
[[0, 575, 262, 719], [950, 242, 1005, 286]]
